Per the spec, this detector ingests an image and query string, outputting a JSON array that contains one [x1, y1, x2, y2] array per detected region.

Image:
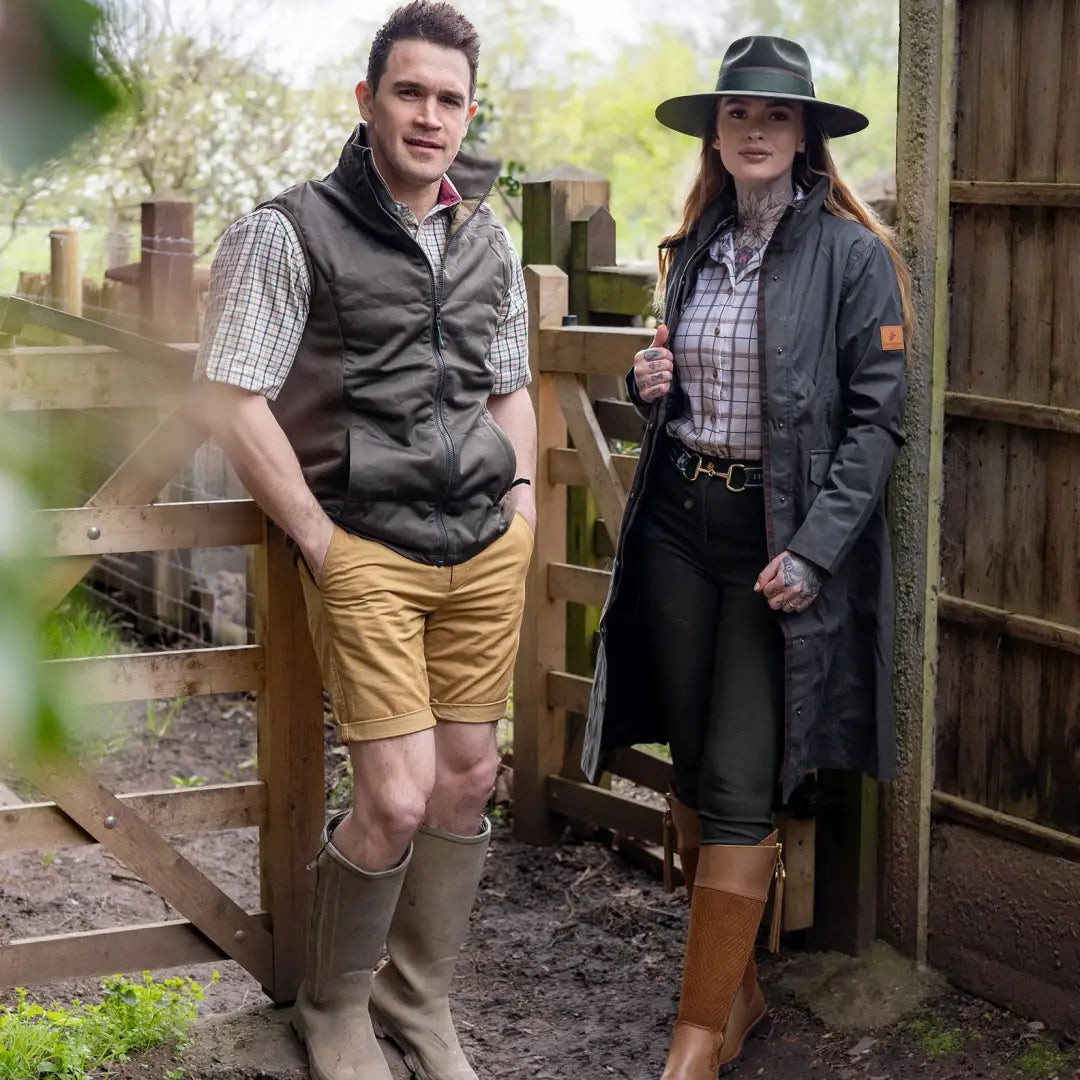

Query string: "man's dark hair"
[[367, 1, 480, 101]]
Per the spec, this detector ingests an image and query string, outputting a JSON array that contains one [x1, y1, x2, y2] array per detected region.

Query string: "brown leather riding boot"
[[292, 813, 410, 1080], [369, 818, 490, 1080], [661, 832, 783, 1079]]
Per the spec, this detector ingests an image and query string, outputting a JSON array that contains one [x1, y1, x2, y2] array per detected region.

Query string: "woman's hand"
[[756, 551, 823, 613], [632, 324, 674, 403]]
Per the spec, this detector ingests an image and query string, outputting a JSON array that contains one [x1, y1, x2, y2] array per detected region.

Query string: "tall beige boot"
[[369, 818, 490, 1080], [661, 832, 783, 1079], [293, 813, 410, 1080]]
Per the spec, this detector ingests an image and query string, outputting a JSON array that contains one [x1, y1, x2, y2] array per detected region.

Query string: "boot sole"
[[717, 1009, 773, 1076], [370, 1004, 434, 1080]]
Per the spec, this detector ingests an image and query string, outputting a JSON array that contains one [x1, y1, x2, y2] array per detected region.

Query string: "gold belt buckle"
[[724, 463, 747, 492]]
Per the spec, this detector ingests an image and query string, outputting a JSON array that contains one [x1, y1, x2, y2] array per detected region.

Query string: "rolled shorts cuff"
[[338, 706, 437, 743], [430, 698, 509, 724]]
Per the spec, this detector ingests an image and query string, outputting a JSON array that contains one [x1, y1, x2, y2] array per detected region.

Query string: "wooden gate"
[[0, 298, 325, 1002], [894, 0, 1080, 1029]]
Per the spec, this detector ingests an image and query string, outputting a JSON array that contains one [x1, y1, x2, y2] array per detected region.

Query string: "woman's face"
[[714, 96, 806, 185]]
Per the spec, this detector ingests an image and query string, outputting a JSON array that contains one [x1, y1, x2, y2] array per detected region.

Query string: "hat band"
[[714, 67, 815, 101]]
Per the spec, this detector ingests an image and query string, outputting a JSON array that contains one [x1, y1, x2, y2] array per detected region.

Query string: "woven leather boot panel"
[[678, 888, 764, 1030]]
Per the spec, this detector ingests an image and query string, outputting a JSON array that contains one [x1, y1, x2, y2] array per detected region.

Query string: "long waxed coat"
[[582, 178, 907, 800]]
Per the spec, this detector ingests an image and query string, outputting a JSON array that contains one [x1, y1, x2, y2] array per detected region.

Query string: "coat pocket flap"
[[808, 449, 832, 487]]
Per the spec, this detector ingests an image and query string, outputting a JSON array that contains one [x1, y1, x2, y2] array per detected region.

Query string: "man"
[[195, 4, 535, 1078]]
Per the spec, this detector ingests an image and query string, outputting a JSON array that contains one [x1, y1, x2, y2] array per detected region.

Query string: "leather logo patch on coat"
[[880, 325, 904, 351]]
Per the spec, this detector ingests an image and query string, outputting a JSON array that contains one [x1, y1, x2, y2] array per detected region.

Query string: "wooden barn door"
[[929, 0, 1080, 1029]]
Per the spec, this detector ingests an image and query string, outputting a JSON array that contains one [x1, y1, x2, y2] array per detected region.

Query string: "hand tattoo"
[[643, 349, 662, 360], [781, 554, 822, 600]]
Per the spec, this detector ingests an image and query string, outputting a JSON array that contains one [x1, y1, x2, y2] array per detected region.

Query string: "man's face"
[[356, 39, 477, 196]]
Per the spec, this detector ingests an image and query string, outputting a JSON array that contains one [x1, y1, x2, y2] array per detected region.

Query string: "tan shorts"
[[298, 514, 534, 742]]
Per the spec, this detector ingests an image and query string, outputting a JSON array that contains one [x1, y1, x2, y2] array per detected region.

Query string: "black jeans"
[[637, 446, 784, 845]]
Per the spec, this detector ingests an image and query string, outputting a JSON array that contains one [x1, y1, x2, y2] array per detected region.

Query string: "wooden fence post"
[[140, 199, 196, 635], [513, 266, 570, 845], [49, 228, 81, 320], [522, 173, 614, 763], [254, 519, 325, 1001]]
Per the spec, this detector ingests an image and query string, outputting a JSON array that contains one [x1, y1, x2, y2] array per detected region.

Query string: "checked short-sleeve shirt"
[[196, 175, 530, 399]]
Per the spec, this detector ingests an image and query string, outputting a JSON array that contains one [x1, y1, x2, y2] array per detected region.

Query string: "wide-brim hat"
[[656, 36, 869, 140]]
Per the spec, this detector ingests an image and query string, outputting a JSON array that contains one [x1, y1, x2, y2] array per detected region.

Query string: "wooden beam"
[[931, 790, 1080, 865], [552, 372, 627, 547], [607, 746, 671, 794], [539, 325, 651, 376], [41, 645, 264, 704], [513, 266, 572, 847], [545, 775, 664, 845], [0, 781, 266, 854], [594, 398, 646, 443], [254, 521, 327, 1003], [38, 406, 208, 616], [776, 814, 816, 933], [938, 594, 1080, 655], [548, 561, 611, 607], [0, 914, 269, 987], [20, 753, 274, 987], [585, 266, 655, 318], [0, 346, 191, 410], [548, 446, 638, 489], [547, 670, 593, 715], [949, 180, 1080, 207], [945, 391, 1080, 435], [38, 499, 262, 557]]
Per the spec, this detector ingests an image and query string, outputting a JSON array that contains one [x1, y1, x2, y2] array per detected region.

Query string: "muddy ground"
[[1, 692, 1077, 1079]]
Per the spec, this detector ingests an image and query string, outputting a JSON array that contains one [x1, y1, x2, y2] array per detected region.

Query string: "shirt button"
[[712, 370, 719, 380], [714, 327, 721, 336]]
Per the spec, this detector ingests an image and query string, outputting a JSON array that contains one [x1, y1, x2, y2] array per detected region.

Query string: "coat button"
[[799, 637, 805, 646], [776, 347, 784, 355], [778, 421, 784, 429], [772, 274, 779, 281], [780, 496, 787, 504]]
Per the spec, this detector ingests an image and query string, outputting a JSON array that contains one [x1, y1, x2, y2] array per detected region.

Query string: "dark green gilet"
[[267, 126, 517, 567]]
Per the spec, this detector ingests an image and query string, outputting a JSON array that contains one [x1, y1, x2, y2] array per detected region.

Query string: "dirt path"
[[1, 694, 1075, 1079]]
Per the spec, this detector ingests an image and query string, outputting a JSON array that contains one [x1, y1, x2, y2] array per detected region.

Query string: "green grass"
[[0, 972, 213, 1079], [1013, 1037, 1074, 1078], [40, 593, 123, 661], [907, 1015, 969, 1059]]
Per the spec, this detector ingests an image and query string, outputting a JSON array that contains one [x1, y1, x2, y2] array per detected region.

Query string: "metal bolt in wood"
[[87, 525, 101, 541], [103, 815, 117, 829]]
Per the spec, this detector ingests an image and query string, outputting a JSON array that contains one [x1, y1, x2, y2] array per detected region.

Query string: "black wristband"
[[508, 477, 531, 490]]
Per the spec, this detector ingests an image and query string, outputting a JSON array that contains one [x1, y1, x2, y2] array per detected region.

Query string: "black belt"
[[667, 442, 764, 491]]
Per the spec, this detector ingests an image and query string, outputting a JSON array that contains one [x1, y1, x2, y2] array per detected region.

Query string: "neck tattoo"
[[733, 173, 795, 272]]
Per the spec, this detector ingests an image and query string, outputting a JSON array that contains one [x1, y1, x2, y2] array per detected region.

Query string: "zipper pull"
[[435, 315, 447, 350], [768, 842, 786, 954]]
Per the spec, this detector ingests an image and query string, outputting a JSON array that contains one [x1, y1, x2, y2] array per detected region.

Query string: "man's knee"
[[438, 741, 500, 806], [359, 782, 430, 842]]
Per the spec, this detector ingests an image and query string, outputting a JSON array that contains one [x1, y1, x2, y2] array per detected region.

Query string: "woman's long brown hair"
[[658, 111, 914, 342]]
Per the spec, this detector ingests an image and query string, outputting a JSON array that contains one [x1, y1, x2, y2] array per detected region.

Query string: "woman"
[[581, 36, 913, 1078]]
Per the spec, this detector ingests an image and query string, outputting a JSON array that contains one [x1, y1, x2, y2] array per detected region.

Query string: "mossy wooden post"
[[141, 199, 196, 635], [513, 266, 570, 844], [254, 520, 325, 1001], [522, 170, 611, 782]]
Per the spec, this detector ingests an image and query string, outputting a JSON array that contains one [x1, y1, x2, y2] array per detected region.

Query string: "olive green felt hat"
[[656, 36, 869, 139]]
